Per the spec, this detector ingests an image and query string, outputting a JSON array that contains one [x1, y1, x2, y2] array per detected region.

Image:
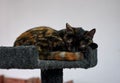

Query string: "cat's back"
[[13, 26, 60, 46]]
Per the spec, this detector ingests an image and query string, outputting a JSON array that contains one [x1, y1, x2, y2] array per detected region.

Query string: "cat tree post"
[[41, 69, 63, 83], [0, 46, 97, 83]]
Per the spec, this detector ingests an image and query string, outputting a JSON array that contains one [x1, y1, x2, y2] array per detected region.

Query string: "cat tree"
[[0, 46, 97, 83]]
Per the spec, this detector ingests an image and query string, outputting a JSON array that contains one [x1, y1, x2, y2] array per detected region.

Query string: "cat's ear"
[[66, 23, 73, 32], [86, 28, 96, 39]]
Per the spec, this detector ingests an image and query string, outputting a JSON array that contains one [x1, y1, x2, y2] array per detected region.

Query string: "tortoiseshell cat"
[[14, 23, 97, 60], [14, 26, 84, 60]]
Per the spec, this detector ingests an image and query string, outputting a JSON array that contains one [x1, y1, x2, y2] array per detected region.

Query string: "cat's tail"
[[48, 51, 84, 61]]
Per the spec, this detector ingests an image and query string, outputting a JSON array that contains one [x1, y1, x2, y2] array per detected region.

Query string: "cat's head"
[[64, 23, 98, 51], [78, 28, 98, 51], [63, 23, 76, 51]]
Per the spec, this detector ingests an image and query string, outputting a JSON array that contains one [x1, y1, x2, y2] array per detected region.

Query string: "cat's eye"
[[84, 38, 90, 42]]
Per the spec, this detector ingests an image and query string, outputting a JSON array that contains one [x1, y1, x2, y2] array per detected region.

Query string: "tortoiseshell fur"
[[14, 26, 84, 60], [14, 23, 97, 60]]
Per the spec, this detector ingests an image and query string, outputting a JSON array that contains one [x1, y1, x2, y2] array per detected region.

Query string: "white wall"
[[0, 0, 120, 83]]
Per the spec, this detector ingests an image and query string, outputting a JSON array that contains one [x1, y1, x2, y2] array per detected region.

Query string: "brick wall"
[[0, 76, 41, 83], [0, 75, 73, 83], [0, 75, 4, 83]]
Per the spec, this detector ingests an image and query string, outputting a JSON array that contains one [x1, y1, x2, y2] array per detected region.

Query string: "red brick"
[[0, 75, 4, 83], [26, 78, 41, 83], [65, 80, 73, 83], [4, 77, 26, 83]]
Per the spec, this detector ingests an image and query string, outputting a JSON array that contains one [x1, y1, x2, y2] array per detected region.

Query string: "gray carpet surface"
[[0, 46, 97, 69]]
